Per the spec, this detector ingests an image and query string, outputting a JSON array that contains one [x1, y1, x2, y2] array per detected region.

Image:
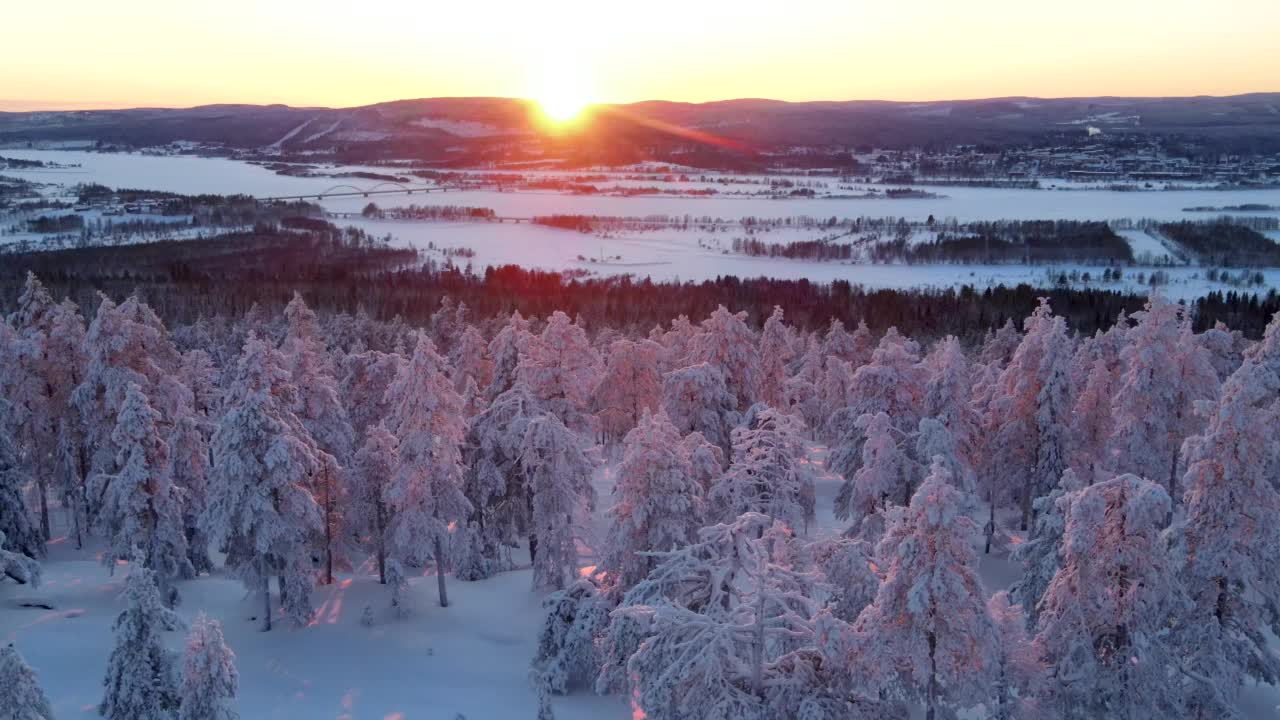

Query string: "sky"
[[3, 0, 1278, 111]]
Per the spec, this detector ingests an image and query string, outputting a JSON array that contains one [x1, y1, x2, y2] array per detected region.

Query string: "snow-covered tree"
[[167, 412, 212, 577], [179, 613, 237, 720], [97, 383, 191, 601], [462, 384, 543, 577], [518, 311, 599, 435], [852, 460, 999, 720], [818, 358, 856, 440], [661, 363, 738, 458], [203, 333, 323, 631], [520, 415, 596, 590], [0, 529, 41, 587], [602, 409, 704, 590], [921, 336, 981, 481], [486, 310, 531, 400], [449, 324, 493, 394], [1032, 473, 1184, 719], [593, 339, 662, 449], [0, 424, 43, 564], [384, 333, 471, 607], [680, 430, 725, 494], [1026, 318, 1073, 530], [1069, 357, 1115, 484], [100, 562, 181, 720], [339, 348, 402, 443], [347, 425, 398, 584], [709, 408, 815, 533], [987, 591, 1043, 720], [1010, 469, 1083, 625], [0, 642, 54, 720], [846, 328, 925, 432], [1198, 320, 1243, 383], [1172, 346, 1280, 715], [784, 336, 824, 436], [1109, 294, 1218, 498], [808, 535, 878, 622], [689, 306, 760, 410], [758, 306, 794, 409], [532, 578, 613, 695], [833, 412, 913, 536]]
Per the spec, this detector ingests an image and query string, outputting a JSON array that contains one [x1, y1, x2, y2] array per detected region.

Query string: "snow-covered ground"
[[352, 218, 1279, 301]]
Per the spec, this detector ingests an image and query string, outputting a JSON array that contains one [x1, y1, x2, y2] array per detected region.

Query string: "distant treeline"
[[1159, 221, 1280, 267], [362, 203, 497, 221], [2, 226, 1278, 340], [889, 221, 1133, 265], [731, 236, 855, 261]]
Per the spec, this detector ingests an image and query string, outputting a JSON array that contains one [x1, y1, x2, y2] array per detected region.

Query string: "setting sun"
[[536, 89, 591, 124]]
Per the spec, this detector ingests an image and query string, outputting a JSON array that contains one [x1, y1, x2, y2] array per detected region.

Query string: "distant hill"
[[3, 94, 1279, 168]]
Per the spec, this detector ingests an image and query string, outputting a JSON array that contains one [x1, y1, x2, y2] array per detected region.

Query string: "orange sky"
[[3, 0, 1278, 111]]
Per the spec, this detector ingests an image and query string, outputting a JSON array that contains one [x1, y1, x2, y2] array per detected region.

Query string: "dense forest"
[[3, 258, 1280, 718]]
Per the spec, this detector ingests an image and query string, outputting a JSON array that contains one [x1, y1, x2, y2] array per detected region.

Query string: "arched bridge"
[[257, 182, 458, 202]]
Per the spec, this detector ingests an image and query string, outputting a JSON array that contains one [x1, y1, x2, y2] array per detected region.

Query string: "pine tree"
[[603, 409, 704, 590], [688, 305, 760, 411], [1033, 473, 1184, 719], [518, 311, 599, 435], [1010, 469, 1083, 625], [0, 642, 54, 720], [758, 306, 794, 409], [1069, 357, 1115, 484], [0, 529, 41, 587], [179, 613, 238, 720], [987, 591, 1043, 720], [347, 425, 398, 585], [709, 408, 816, 533], [450, 324, 493, 394], [98, 383, 191, 602], [593, 339, 662, 449], [203, 334, 323, 631], [485, 311, 531, 400], [852, 460, 999, 720], [1172, 344, 1280, 715], [385, 333, 471, 607], [0, 422, 43, 564], [833, 412, 913, 536], [661, 363, 739, 459], [1109, 294, 1217, 498], [339, 349, 403, 444], [100, 562, 181, 720], [921, 336, 981, 482], [520, 415, 596, 591]]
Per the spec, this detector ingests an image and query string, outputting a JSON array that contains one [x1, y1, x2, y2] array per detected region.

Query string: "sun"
[[529, 64, 595, 126], [539, 91, 590, 123]]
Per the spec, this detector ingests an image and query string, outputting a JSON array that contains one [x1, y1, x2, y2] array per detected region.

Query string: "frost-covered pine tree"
[[818, 358, 856, 440], [179, 613, 237, 720], [833, 412, 913, 537], [852, 460, 999, 720], [520, 415, 596, 590], [783, 336, 824, 436], [518, 311, 600, 435], [758, 306, 794, 409], [602, 409, 704, 590], [0, 529, 41, 586], [987, 591, 1042, 720], [680, 430, 725, 494], [1009, 468, 1082, 625], [100, 562, 181, 720], [1172, 344, 1280, 715], [98, 383, 191, 602], [661, 362, 739, 458], [167, 412, 212, 577], [709, 408, 815, 533], [532, 577, 613, 695], [688, 305, 760, 410], [1032, 473, 1184, 719], [462, 383, 543, 578], [593, 338, 662, 449], [0, 642, 54, 720], [339, 348, 403, 444], [203, 333, 323, 631], [1109, 293, 1217, 497], [1069, 357, 1114, 484], [1026, 318, 1073, 530], [0, 421, 43, 564], [282, 293, 353, 584], [449, 324, 493, 394], [485, 310, 531, 400], [347, 425, 398, 584], [385, 333, 472, 607], [846, 328, 925, 432], [921, 336, 982, 481]]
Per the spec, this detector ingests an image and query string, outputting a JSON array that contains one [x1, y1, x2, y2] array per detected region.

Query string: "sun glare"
[[537, 90, 590, 124], [529, 59, 594, 126]]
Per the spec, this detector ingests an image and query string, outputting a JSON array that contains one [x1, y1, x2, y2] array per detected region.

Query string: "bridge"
[[257, 182, 460, 202]]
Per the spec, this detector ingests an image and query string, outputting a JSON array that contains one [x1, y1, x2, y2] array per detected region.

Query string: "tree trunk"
[[984, 489, 995, 554], [926, 631, 938, 720], [261, 572, 273, 632], [434, 536, 449, 608], [37, 478, 50, 541], [321, 466, 334, 585], [375, 502, 387, 585], [1020, 475, 1033, 532], [751, 569, 766, 698]]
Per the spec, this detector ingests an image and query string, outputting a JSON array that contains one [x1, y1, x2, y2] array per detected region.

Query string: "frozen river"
[[6, 148, 1280, 223]]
